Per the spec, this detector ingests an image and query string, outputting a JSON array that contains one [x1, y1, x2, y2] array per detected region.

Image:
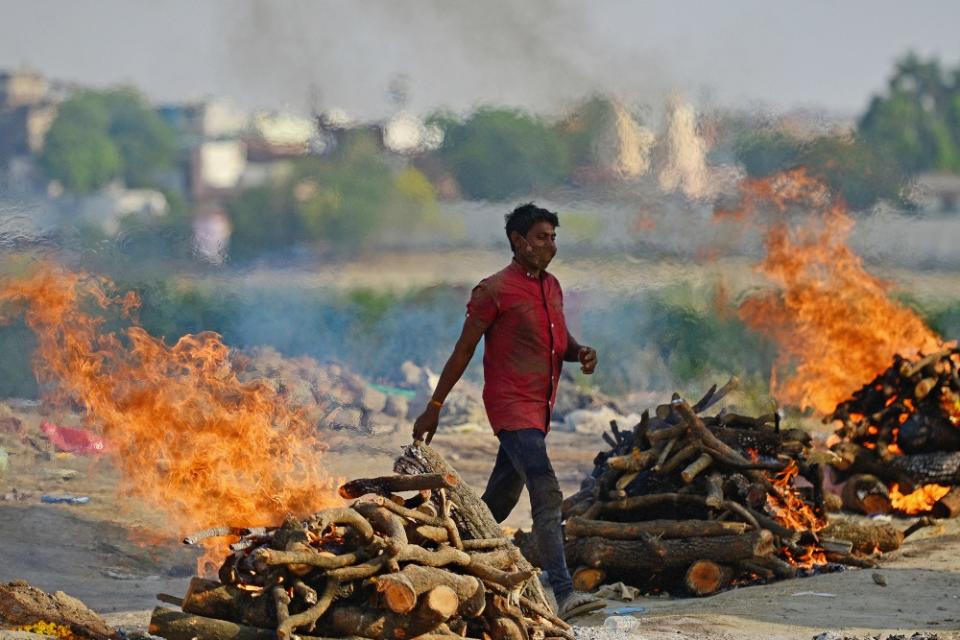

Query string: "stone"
[[360, 386, 387, 413]]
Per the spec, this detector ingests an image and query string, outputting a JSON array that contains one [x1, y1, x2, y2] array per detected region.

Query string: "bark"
[[315, 586, 458, 640], [394, 443, 550, 611], [566, 530, 774, 570], [181, 577, 272, 629], [684, 561, 733, 596], [891, 451, 960, 485], [375, 565, 485, 617], [339, 473, 458, 499], [820, 519, 903, 554], [565, 517, 749, 539], [149, 607, 280, 640]]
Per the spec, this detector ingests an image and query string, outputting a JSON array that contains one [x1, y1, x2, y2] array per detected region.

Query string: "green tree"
[[434, 107, 571, 200], [40, 96, 121, 192], [39, 88, 176, 192], [858, 52, 960, 173], [227, 133, 442, 259]]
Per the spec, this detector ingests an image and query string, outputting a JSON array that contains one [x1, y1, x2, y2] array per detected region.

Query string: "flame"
[[0, 262, 339, 554], [889, 483, 950, 515], [721, 169, 942, 413], [766, 461, 826, 539]]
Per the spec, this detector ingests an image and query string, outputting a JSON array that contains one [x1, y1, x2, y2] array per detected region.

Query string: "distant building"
[[0, 102, 57, 157], [189, 139, 247, 199], [0, 69, 47, 108], [914, 172, 960, 213]]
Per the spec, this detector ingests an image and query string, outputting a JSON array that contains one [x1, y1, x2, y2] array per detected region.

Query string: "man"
[[412, 203, 605, 621]]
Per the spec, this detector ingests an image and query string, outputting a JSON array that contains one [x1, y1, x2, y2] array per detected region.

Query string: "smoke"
[[217, 0, 673, 116]]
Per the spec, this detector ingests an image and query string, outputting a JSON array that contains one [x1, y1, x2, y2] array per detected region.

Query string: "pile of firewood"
[[541, 380, 879, 597], [150, 470, 572, 640], [828, 348, 960, 518]]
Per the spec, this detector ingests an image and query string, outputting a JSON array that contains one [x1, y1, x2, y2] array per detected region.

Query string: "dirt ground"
[[2, 408, 960, 640]]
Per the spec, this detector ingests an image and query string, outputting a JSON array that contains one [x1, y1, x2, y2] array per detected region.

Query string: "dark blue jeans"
[[480, 428, 573, 601]]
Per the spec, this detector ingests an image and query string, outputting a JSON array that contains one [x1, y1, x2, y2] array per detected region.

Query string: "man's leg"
[[480, 433, 525, 523], [495, 428, 574, 602]]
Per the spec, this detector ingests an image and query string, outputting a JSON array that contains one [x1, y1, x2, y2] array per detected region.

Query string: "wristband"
[[429, 399, 443, 409]]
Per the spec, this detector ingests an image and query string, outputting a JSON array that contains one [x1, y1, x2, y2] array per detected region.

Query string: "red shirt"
[[466, 260, 569, 434]]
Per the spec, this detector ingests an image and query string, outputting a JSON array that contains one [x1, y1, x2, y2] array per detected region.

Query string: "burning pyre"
[[153, 471, 572, 640], [827, 348, 960, 518], [540, 381, 875, 598], [716, 169, 960, 519]]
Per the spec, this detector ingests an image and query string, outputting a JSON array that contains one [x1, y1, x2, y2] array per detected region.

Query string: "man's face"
[[514, 221, 557, 270]]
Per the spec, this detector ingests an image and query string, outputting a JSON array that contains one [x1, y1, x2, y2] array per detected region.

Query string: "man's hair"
[[504, 203, 559, 253]]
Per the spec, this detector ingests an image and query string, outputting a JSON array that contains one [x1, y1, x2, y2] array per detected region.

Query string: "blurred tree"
[[227, 133, 441, 259], [733, 130, 801, 177], [40, 95, 121, 192], [434, 107, 571, 200], [734, 130, 906, 210], [859, 52, 960, 173], [39, 88, 176, 192]]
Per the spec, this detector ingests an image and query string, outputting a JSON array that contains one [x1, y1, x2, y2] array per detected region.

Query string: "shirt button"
[[550, 323, 554, 328]]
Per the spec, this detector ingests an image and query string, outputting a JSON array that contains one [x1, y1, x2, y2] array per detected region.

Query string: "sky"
[[1, 0, 959, 119]]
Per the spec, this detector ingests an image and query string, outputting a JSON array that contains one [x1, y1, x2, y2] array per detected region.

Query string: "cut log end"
[[685, 560, 733, 596], [571, 566, 606, 592]]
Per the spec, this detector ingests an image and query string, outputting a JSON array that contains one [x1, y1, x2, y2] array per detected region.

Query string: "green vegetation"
[[859, 53, 960, 174], [40, 88, 176, 192], [228, 133, 441, 258], [433, 107, 572, 200]]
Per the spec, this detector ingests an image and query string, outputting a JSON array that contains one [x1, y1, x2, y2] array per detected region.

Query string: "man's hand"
[[412, 404, 441, 444], [578, 346, 598, 374]]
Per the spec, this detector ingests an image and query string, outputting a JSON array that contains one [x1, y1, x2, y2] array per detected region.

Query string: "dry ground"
[[2, 410, 959, 640]]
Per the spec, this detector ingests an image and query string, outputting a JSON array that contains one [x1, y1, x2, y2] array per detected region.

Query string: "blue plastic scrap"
[[41, 494, 90, 505]]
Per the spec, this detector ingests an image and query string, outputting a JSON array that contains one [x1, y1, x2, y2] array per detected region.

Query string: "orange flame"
[[889, 483, 950, 515], [0, 263, 339, 546], [766, 460, 826, 535], [721, 169, 942, 413]]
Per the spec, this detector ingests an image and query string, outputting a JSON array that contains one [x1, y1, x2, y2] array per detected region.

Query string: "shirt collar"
[[510, 257, 541, 280]]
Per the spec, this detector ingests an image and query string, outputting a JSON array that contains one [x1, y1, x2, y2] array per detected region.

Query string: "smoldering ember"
[[4, 9, 960, 639]]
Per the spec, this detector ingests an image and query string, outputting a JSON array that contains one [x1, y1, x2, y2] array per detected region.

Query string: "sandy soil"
[[2, 409, 960, 640]]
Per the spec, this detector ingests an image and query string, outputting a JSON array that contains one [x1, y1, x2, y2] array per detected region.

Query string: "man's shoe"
[[557, 591, 605, 621]]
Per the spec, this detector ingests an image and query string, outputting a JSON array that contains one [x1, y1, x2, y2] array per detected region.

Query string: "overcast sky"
[[2, 0, 959, 119]]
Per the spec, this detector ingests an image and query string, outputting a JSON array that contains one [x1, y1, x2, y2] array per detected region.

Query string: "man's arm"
[[411, 319, 486, 443], [564, 333, 598, 374]]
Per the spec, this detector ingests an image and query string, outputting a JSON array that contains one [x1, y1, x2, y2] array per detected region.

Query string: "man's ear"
[[509, 230, 524, 252]]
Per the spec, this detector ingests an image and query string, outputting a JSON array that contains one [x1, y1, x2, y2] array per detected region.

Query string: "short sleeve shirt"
[[466, 260, 569, 434]]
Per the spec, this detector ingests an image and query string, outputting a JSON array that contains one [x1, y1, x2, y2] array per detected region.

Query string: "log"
[[317, 585, 459, 640], [932, 486, 960, 519], [566, 530, 774, 570], [840, 474, 892, 515], [891, 451, 960, 485], [820, 519, 903, 554], [376, 565, 485, 617], [339, 473, 458, 499], [149, 607, 278, 640], [704, 472, 723, 509], [657, 442, 700, 476], [565, 517, 749, 540], [684, 560, 733, 596], [681, 453, 713, 484], [394, 444, 550, 611], [181, 577, 272, 629], [606, 449, 657, 472], [571, 567, 606, 592]]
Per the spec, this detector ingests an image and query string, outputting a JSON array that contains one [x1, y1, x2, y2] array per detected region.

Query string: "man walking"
[[412, 203, 605, 620]]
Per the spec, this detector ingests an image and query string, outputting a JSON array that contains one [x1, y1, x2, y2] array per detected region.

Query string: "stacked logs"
[[149, 472, 572, 640], [828, 348, 960, 518], [548, 380, 868, 597]]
